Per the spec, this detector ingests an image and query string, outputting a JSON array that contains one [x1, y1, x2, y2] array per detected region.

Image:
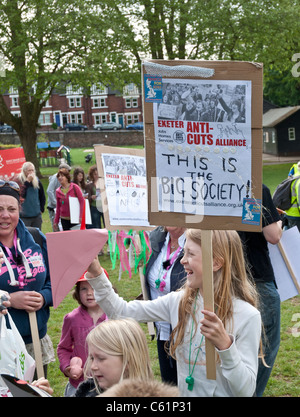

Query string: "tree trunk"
[[19, 129, 42, 178]]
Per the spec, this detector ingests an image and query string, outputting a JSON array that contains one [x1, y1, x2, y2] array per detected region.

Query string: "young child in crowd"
[[75, 318, 154, 396], [31, 318, 154, 397], [57, 270, 109, 397], [85, 229, 262, 397]]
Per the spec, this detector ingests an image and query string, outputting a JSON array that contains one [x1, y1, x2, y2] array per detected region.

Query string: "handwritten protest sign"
[[142, 59, 263, 380], [94, 145, 151, 231], [143, 60, 263, 232]]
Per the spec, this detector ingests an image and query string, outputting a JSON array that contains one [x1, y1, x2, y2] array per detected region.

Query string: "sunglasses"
[[0, 180, 20, 192]]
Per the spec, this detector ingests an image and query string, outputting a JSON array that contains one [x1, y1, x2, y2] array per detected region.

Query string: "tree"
[[0, 0, 142, 175], [114, 0, 300, 105], [1, 0, 300, 174]]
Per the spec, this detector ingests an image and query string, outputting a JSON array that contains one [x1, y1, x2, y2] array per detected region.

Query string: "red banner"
[[0, 148, 26, 180]]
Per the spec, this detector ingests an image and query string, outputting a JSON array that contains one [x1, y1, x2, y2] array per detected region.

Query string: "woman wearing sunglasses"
[[0, 180, 54, 376]]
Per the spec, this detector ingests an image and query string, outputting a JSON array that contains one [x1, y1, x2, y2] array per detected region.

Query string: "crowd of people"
[[0, 158, 297, 398], [159, 83, 246, 123]]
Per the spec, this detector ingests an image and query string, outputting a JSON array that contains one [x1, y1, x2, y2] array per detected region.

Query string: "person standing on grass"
[[239, 184, 282, 397], [0, 181, 54, 378], [144, 226, 186, 385], [57, 272, 108, 397], [17, 162, 45, 231], [284, 176, 300, 232], [85, 229, 262, 397], [86, 165, 104, 230], [72, 167, 87, 195], [47, 163, 71, 231], [53, 168, 84, 231]]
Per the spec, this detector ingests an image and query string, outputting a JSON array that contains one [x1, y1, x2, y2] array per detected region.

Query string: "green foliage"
[[264, 69, 300, 107], [0, 0, 300, 171]]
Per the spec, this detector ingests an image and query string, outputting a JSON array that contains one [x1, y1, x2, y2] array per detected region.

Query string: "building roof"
[[263, 106, 300, 127]]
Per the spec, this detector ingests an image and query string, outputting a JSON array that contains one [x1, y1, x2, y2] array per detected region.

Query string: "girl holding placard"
[[85, 229, 262, 397]]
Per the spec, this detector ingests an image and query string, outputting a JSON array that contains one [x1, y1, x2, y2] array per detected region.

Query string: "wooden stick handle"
[[28, 311, 44, 379], [201, 230, 216, 380], [278, 241, 300, 294], [139, 266, 155, 337]]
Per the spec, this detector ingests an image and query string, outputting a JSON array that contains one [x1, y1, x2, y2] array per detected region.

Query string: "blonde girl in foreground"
[[75, 318, 154, 396], [28, 318, 154, 397], [86, 229, 262, 397]]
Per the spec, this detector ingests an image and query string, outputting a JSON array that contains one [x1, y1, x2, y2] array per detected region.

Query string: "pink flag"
[[46, 228, 108, 308]]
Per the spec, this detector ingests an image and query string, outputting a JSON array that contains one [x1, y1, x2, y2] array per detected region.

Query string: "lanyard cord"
[[186, 289, 204, 391], [1, 230, 32, 286], [155, 239, 181, 291]]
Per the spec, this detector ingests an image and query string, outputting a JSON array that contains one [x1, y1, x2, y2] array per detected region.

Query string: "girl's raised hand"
[[86, 256, 103, 278], [200, 310, 232, 351]]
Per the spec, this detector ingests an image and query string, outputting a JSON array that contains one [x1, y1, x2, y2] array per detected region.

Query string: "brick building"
[[3, 83, 143, 130]]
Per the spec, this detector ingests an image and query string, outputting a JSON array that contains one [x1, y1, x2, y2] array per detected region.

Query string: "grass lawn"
[[39, 149, 299, 397]]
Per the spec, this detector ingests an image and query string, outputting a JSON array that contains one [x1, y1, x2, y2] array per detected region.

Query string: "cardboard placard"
[[142, 59, 263, 381], [94, 145, 152, 232], [142, 59, 263, 232]]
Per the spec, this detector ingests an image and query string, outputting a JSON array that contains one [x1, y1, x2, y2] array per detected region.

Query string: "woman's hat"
[[0, 180, 20, 202]]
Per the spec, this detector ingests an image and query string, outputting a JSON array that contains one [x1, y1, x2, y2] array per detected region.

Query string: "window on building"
[[68, 96, 82, 108], [110, 113, 116, 122], [288, 127, 296, 141], [126, 114, 139, 124], [94, 114, 107, 125], [94, 115, 101, 124], [69, 113, 84, 123], [12, 97, 18, 107], [91, 83, 107, 95], [44, 113, 51, 124], [92, 97, 106, 108], [264, 131, 269, 143], [93, 98, 100, 108], [38, 113, 52, 125], [62, 114, 68, 125], [125, 97, 139, 108]]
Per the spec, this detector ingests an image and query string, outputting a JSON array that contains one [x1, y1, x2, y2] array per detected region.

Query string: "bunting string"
[[107, 230, 152, 278]]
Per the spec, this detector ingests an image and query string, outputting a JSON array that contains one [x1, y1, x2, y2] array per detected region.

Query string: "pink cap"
[[77, 268, 109, 282]]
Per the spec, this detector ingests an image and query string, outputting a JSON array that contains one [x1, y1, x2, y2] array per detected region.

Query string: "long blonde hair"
[[19, 162, 39, 189], [85, 318, 154, 393], [169, 229, 259, 358]]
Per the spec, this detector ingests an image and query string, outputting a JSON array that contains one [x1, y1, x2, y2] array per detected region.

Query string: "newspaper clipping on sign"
[[151, 77, 252, 218]]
